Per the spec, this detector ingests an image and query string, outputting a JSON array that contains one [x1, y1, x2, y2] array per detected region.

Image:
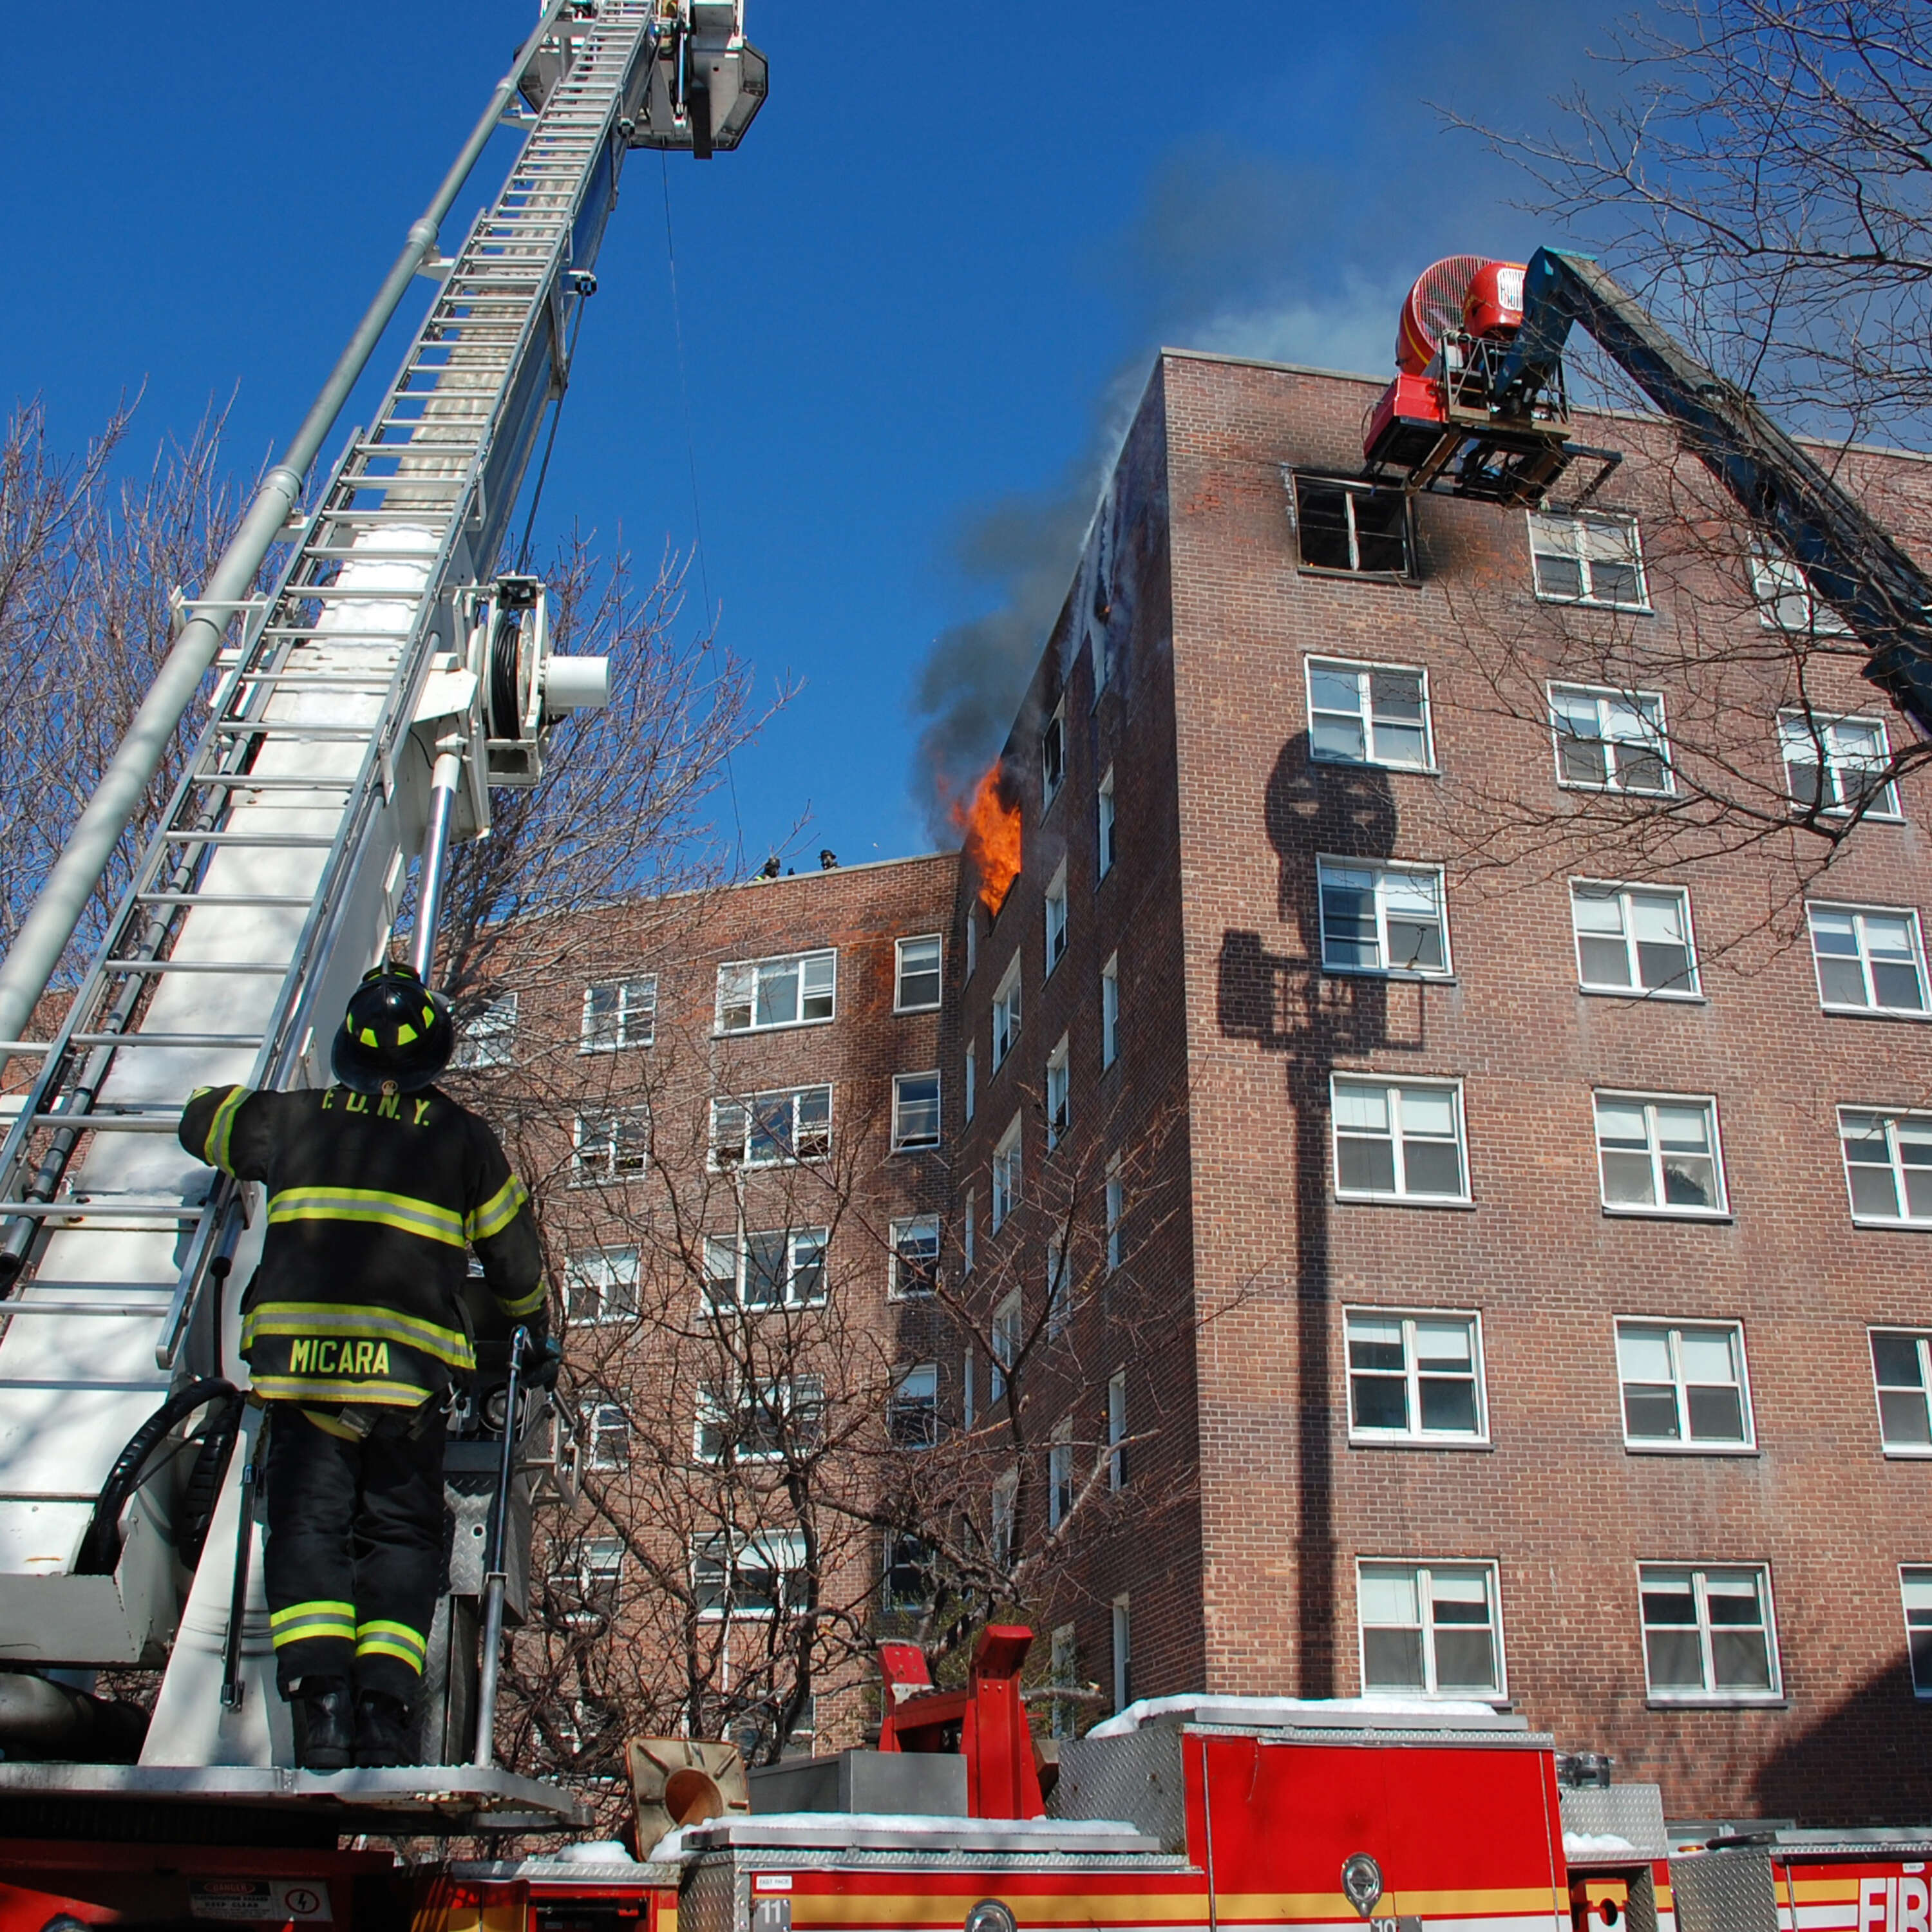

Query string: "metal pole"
[[222, 1396, 266, 1712], [0, 0, 582, 1063], [471, 1323, 528, 1770], [409, 744, 466, 981]]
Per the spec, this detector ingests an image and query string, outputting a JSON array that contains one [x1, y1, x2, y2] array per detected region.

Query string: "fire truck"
[[0, 9, 1929, 1932]]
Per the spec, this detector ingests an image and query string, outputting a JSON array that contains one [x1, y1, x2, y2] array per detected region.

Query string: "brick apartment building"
[[490, 347, 1932, 1826]]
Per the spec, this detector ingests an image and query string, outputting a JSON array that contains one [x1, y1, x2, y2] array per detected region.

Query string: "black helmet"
[[331, 962, 454, 1094]]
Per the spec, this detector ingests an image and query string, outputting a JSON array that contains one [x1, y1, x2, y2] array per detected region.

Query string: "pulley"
[[466, 574, 611, 788]]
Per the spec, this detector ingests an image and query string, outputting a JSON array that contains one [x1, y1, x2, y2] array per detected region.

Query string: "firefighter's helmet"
[[331, 962, 454, 1094]]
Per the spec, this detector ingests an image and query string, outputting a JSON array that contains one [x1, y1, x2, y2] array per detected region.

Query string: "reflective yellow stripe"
[[270, 1599, 356, 1649], [466, 1174, 529, 1243], [241, 1302, 475, 1368], [298, 1407, 365, 1440], [249, 1375, 435, 1406], [203, 1086, 251, 1173], [267, 1186, 465, 1247], [355, 1637, 426, 1672], [272, 1620, 359, 1650], [271, 1599, 355, 1629], [496, 1280, 546, 1318], [356, 1619, 427, 1660]]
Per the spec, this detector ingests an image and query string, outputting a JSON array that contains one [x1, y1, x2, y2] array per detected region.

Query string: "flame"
[[951, 762, 1022, 914]]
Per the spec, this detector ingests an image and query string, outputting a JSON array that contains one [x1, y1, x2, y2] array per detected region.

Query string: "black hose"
[[74, 1378, 239, 1576]]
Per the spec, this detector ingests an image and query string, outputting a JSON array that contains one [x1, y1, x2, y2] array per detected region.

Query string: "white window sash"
[[1345, 1309, 1486, 1443]]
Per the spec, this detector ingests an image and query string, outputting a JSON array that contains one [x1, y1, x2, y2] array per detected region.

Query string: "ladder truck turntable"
[[0, 19, 1927, 1932]]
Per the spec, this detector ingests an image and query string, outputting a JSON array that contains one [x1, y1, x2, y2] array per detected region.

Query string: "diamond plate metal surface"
[[1055, 1728, 1189, 1853], [1562, 1786, 1671, 1861], [1670, 1852, 1779, 1932], [680, 1856, 743, 1932]]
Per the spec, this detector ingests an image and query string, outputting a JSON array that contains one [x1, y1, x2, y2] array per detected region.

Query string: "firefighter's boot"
[[354, 1689, 416, 1768], [293, 1678, 353, 1772]]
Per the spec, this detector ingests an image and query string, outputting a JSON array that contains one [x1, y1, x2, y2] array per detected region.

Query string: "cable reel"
[[466, 574, 610, 788]]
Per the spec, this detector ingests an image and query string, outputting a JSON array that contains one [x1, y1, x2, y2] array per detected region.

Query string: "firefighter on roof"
[[178, 961, 552, 1772]]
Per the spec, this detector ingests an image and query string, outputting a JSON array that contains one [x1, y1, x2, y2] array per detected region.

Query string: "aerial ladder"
[[1360, 247, 1932, 741], [0, 0, 764, 1832]]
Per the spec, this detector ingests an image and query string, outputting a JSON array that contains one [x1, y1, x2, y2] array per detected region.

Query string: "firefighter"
[[178, 961, 553, 1772]]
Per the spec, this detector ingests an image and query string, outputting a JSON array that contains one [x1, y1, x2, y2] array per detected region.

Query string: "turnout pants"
[[263, 1401, 445, 1704]]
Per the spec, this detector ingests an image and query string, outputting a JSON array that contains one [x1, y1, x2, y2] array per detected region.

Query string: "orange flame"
[[951, 762, 1022, 915]]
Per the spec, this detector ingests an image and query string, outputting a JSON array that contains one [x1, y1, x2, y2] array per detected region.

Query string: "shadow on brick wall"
[[1750, 1653, 1932, 1824], [1215, 734, 1400, 1693]]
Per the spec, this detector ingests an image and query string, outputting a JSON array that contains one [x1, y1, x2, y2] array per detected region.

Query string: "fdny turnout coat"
[[178, 1081, 545, 1407]]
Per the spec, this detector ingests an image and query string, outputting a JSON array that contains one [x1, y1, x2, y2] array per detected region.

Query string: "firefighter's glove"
[[522, 1335, 562, 1392]]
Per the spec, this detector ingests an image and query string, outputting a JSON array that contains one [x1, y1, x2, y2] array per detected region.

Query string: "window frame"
[[714, 948, 838, 1035], [1900, 1566, 1932, 1697], [992, 956, 1022, 1070], [551, 1536, 624, 1624], [963, 1039, 977, 1123], [1317, 857, 1453, 980], [1547, 683, 1674, 795], [1045, 1034, 1070, 1149], [894, 934, 943, 1013], [580, 976, 657, 1053], [571, 1109, 650, 1186], [1806, 902, 1931, 1017], [1839, 1107, 1932, 1227], [1305, 655, 1437, 772], [1592, 1090, 1729, 1219], [992, 1113, 1021, 1231], [1752, 550, 1852, 636], [581, 1397, 632, 1471], [1048, 1416, 1074, 1530], [708, 1084, 833, 1171], [891, 1070, 942, 1151], [1108, 1367, 1127, 1490], [990, 1289, 1021, 1401], [1101, 953, 1119, 1069], [890, 1361, 940, 1448], [452, 990, 520, 1070], [1330, 1075, 1472, 1207], [1777, 710, 1904, 820], [693, 1530, 808, 1620], [1569, 880, 1702, 999], [1045, 860, 1069, 976], [1104, 1155, 1123, 1273], [1613, 1317, 1756, 1454], [1289, 471, 1417, 581], [889, 1215, 941, 1300], [1041, 700, 1066, 811], [703, 1227, 829, 1314], [563, 1244, 641, 1327], [1097, 766, 1117, 879], [1356, 1557, 1508, 1702], [693, 1374, 825, 1466], [1636, 1562, 1783, 1706], [1870, 1327, 1932, 1456], [1343, 1307, 1490, 1448], [1527, 509, 1651, 611]]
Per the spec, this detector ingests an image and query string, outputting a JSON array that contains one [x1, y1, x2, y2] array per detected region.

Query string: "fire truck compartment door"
[[1669, 1853, 1777, 1932]]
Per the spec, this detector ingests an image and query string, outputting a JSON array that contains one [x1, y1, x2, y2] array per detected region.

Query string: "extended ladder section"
[[0, 0, 684, 1771]]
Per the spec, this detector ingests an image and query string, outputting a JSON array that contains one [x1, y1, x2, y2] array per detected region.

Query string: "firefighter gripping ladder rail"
[[0, 0, 759, 1763]]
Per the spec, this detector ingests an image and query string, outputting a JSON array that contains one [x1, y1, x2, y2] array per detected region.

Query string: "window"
[[1050, 1622, 1080, 1739], [1046, 1035, 1070, 1148], [710, 1085, 832, 1168], [1112, 1596, 1132, 1712], [1108, 1368, 1126, 1490], [1097, 767, 1116, 878], [694, 1530, 807, 1618], [1307, 658, 1434, 770], [882, 1531, 934, 1611], [1841, 1110, 1932, 1224], [703, 1228, 828, 1312], [1292, 473, 1413, 576], [1048, 1417, 1075, 1530], [582, 1399, 632, 1470], [1808, 904, 1929, 1014], [964, 1041, 976, 1123], [1871, 1331, 1932, 1451], [1104, 1157, 1124, 1273], [694, 1377, 824, 1464], [1529, 511, 1647, 608], [895, 935, 942, 1012], [890, 1215, 940, 1298], [893, 1072, 941, 1151], [582, 976, 656, 1051], [1101, 953, 1119, 1069], [573, 1110, 648, 1182], [1331, 1078, 1468, 1203], [1045, 863, 1068, 974], [1638, 1564, 1780, 1702], [1753, 551, 1850, 634], [891, 1363, 939, 1448], [1571, 884, 1698, 995], [963, 1347, 976, 1427], [1901, 1569, 1932, 1695], [1594, 1092, 1726, 1215], [1041, 703, 1066, 808], [715, 949, 836, 1032], [992, 958, 1022, 1068], [552, 1537, 623, 1622], [1549, 685, 1672, 793], [990, 1289, 1021, 1401], [1779, 711, 1902, 819], [1358, 1560, 1504, 1698], [564, 1246, 640, 1325], [1046, 1233, 1070, 1336], [965, 910, 978, 980], [963, 1188, 976, 1273], [991, 1467, 1018, 1567], [992, 1114, 1021, 1229], [1615, 1321, 1752, 1449], [1345, 1311, 1485, 1443], [1318, 860, 1450, 976], [452, 991, 518, 1069]]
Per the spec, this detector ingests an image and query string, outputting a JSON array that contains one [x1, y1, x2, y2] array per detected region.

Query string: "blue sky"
[[3, 1, 1625, 873]]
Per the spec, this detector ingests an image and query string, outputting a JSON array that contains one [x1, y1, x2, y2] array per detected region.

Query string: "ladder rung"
[[100, 959, 290, 974], [0, 1202, 206, 1221], [0, 1301, 175, 1318], [158, 831, 338, 848], [256, 626, 411, 640], [69, 1032, 265, 1048], [268, 583, 433, 600], [212, 724, 383, 739], [225, 675, 395, 691], [137, 892, 317, 907], [351, 440, 481, 455], [183, 774, 357, 792], [25, 1115, 180, 1134]]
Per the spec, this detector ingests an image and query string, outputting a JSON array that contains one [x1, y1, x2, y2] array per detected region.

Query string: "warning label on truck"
[[189, 1880, 333, 1923]]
